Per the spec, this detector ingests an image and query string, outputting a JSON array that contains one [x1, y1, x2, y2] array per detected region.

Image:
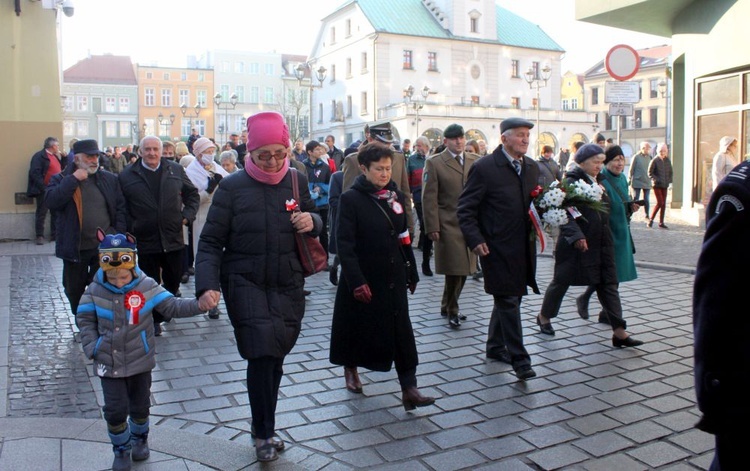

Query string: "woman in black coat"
[[329, 143, 436, 411], [195, 112, 321, 462]]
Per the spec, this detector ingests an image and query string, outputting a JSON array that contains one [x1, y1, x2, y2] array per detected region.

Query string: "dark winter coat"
[[329, 175, 419, 372], [45, 162, 127, 262], [27, 148, 66, 197], [118, 158, 199, 254], [77, 268, 202, 378], [694, 160, 750, 434], [551, 167, 617, 286], [327, 171, 344, 254], [648, 155, 673, 188], [194, 169, 322, 360], [457, 145, 540, 296]]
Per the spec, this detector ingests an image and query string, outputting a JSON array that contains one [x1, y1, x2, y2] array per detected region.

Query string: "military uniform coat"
[[457, 145, 540, 296], [422, 149, 478, 276]]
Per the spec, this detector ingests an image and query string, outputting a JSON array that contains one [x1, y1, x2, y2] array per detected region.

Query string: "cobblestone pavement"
[[0, 210, 713, 470]]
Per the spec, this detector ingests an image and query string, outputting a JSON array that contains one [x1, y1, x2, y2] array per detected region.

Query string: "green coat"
[[601, 169, 637, 283]]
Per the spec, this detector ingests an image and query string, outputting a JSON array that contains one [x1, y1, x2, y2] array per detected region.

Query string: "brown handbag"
[[290, 168, 328, 277]]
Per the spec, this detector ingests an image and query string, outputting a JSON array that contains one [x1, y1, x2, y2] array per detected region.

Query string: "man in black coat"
[[27, 136, 66, 244], [119, 136, 199, 334], [324, 135, 345, 170], [45, 139, 127, 316], [694, 159, 750, 470], [457, 118, 540, 381]]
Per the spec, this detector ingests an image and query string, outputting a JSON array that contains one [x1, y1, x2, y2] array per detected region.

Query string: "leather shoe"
[[536, 315, 555, 335], [612, 335, 644, 348], [647, 219, 654, 228], [514, 365, 536, 381], [402, 387, 436, 411], [250, 426, 285, 451], [486, 350, 511, 364], [441, 312, 467, 320], [35, 236, 45, 246], [659, 223, 669, 229], [208, 307, 221, 319], [303, 289, 311, 296], [329, 266, 338, 286], [422, 263, 433, 276], [575, 295, 589, 320], [344, 367, 363, 393], [180, 273, 189, 284], [448, 314, 461, 328]]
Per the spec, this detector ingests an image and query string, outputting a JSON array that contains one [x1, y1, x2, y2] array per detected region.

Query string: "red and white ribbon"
[[124, 291, 145, 325]]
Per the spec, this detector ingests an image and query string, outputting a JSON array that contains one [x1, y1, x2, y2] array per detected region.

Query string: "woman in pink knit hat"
[[194, 112, 322, 462]]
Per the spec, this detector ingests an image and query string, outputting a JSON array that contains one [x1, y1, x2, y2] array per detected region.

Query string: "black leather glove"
[[206, 174, 223, 194]]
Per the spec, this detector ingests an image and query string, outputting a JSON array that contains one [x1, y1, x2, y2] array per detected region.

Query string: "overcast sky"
[[60, 0, 667, 74]]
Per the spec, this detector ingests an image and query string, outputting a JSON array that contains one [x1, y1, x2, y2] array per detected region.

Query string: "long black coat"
[[329, 176, 419, 372], [194, 169, 321, 360], [118, 158, 199, 254], [457, 146, 540, 296], [551, 167, 617, 286]]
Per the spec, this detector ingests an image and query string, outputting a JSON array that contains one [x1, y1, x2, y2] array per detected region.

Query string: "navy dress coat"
[[329, 175, 419, 372], [457, 145, 540, 296]]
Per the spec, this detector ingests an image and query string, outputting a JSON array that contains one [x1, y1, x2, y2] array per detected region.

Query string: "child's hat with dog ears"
[[97, 228, 137, 271]]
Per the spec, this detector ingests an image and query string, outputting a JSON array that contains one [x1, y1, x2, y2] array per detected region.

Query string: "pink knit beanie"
[[246, 112, 290, 152]]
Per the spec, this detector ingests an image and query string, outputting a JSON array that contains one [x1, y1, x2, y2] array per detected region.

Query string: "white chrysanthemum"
[[541, 187, 566, 208], [542, 208, 569, 227]]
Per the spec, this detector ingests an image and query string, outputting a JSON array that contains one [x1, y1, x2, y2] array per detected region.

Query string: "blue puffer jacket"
[[45, 162, 127, 262], [304, 158, 332, 208], [76, 268, 202, 378]]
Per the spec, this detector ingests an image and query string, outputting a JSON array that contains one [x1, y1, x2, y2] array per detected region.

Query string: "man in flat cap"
[[45, 139, 128, 319], [457, 117, 540, 381], [422, 124, 479, 328], [341, 121, 413, 233]]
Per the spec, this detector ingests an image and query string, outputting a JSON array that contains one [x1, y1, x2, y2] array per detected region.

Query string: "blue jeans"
[[632, 187, 650, 217]]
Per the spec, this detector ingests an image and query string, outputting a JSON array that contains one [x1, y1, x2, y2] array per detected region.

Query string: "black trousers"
[[100, 371, 152, 427], [414, 202, 432, 262], [318, 207, 330, 260], [35, 196, 56, 238], [440, 275, 466, 316], [541, 281, 626, 330], [138, 250, 183, 323], [711, 432, 746, 471], [247, 357, 284, 440], [488, 295, 531, 368], [62, 249, 100, 315]]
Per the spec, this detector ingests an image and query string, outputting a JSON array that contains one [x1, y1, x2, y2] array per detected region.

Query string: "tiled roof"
[[64, 55, 136, 85], [348, 0, 563, 52]]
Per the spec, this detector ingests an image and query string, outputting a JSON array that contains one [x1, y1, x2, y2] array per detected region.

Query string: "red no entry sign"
[[605, 44, 640, 81]]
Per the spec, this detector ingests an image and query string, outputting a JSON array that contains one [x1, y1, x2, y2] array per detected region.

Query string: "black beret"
[[604, 145, 623, 164], [574, 143, 605, 163], [443, 124, 464, 139], [73, 139, 101, 156], [500, 118, 534, 134]]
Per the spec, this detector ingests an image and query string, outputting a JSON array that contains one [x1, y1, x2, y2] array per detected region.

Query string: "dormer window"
[[469, 10, 481, 33]]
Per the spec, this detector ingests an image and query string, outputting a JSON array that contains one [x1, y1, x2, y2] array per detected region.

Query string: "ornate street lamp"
[[214, 93, 238, 143], [294, 63, 328, 138], [403, 85, 430, 137], [658, 78, 671, 149], [179, 103, 202, 137], [524, 64, 552, 156], [157, 112, 176, 138]]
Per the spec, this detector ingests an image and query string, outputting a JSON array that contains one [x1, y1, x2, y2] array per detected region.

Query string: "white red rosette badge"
[[124, 290, 145, 325]]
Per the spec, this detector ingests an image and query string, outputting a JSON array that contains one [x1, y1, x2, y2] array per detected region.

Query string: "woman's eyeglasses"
[[254, 150, 288, 161]]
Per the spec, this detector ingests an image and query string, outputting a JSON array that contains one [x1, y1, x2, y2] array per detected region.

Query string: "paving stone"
[[428, 409, 485, 429], [526, 443, 588, 470], [422, 448, 487, 471], [594, 389, 646, 407], [572, 430, 635, 457], [330, 428, 391, 451], [581, 453, 648, 471], [642, 394, 694, 413], [554, 383, 601, 401], [566, 413, 621, 436], [604, 403, 659, 424], [376, 436, 435, 462], [653, 410, 701, 433], [474, 435, 534, 460], [519, 405, 574, 426], [339, 410, 398, 432], [559, 397, 611, 417], [545, 370, 595, 386], [382, 418, 440, 440], [627, 441, 691, 468], [475, 458, 536, 470], [333, 448, 385, 468], [616, 420, 673, 443], [668, 429, 715, 454], [519, 424, 577, 448], [474, 416, 531, 438], [473, 399, 528, 420]]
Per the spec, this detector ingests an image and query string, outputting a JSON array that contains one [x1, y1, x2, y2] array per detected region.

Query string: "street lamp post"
[[179, 103, 202, 138], [294, 63, 327, 139], [658, 78, 671, 149], [214, 93, 238, 144], [524, 64, 552, 156], [403, 85, 430, 137], [157, 112, 176, 139]]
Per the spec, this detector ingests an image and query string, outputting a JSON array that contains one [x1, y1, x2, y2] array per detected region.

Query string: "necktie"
[[513, 159, 522, 176], [457, 154, 463, 166]]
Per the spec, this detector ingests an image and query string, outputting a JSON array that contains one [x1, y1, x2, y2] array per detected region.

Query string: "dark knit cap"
[[604, 145, 624, 164], [574, 143, 605, 163]]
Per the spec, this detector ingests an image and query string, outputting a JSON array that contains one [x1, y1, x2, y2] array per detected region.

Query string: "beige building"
[[577, 0, 750, 226]]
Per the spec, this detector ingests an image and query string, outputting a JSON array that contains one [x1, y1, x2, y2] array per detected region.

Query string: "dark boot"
[[109, 428, 132, 471], [402, 387, 436, 411], [344, 366, 363, 393], [129, 419, 150, 462]]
